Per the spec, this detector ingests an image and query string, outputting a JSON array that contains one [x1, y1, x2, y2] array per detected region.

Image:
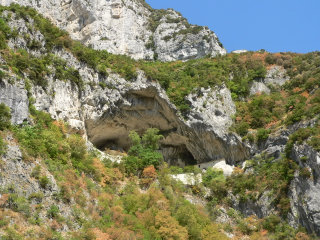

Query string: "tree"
[[155, 210, 188, 240], [124, 129, 163, 175], [141, 165, 157, 187]]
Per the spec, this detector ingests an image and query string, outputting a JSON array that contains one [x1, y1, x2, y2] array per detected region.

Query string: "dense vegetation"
[[0, 108, 231, 239], [228, 52, 320, 145]]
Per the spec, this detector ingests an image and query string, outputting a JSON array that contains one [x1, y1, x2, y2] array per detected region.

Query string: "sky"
[[145, 0, 320, 53]]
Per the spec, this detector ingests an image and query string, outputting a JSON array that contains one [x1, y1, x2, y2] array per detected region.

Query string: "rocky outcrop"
[[34, 67, 248, 165], [250, 66, 289, 95], [0, 0, 226, 61], [229, 190, 276, 219], [288, 144, 320, 235], [228, 116, 320, 235], [152, 9, 225, 61], [246, 118, 318, 160]]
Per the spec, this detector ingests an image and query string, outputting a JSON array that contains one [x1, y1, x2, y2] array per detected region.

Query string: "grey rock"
[[288, 144, 320, 235], [250, 66, 289, 95], [250, 82, 271, 95], [229, 190, 276, 219], [0, 79, 29, 124], [265, 65, 289, 87]]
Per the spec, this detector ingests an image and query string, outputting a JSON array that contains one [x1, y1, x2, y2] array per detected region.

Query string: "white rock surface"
[[212, 160, 234, 176], [171, 173, 202, 185], [186, 86, 236, 138], [250, 81, 271, 95]]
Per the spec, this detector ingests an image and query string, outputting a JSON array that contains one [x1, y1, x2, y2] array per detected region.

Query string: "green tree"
[[124, 128, 163, 175]]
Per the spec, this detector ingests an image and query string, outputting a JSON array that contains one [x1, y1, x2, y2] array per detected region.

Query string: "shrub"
[[124, 129, 163, 175], [28, 192, 44, 202], [2, 228, 23, 240], [7, 194, 30, 217], [47, 205, 59, 218], [262, 215, 281, 232], [299, 167, 311, 179], [155, 210, 188, 240], [169, 166, 184, 174], [31, 165, 41, 179], [256, 128, 270, 142], [39, 175, 50, 189], [235, 122, 250, 136], [0, 103, 11, 130], [202, 168, 225, 187], [14, 109, 99, 180], [140, 165, 157, 187]]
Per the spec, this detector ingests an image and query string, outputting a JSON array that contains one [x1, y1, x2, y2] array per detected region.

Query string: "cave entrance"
[[162, 145, 197, 167], [95, 139, 127, 153]]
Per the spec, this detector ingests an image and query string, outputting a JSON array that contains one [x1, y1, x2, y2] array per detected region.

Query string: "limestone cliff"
[[0, 0, 226, 61]]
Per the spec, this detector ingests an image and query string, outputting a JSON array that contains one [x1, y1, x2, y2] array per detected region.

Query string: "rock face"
[[288, 144, 320, 235], [229, 190, 276, 219], [2, 65, 248, 166], [0, 0, 226, 61], [33, 67, 249, 166], [0, 79, 29, 124], [250, 66, 289, 95]]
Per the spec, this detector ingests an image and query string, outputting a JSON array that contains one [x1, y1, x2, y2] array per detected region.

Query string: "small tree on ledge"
[[124, 128, 163, 176]]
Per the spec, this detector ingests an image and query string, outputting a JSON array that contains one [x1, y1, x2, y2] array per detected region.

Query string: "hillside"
[[0, 3, 319, 240]]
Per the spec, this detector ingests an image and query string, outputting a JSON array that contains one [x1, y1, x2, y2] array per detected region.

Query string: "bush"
[[14, 109, 99, 180], [39, 175, 50, 189], [7, 194, 30, 217], [0, 103, 11, 130], [168, 166, 184, 174], [235, 122, 250, 136], [256, 128, 270, 142], [202, 168, 225, 187], [299, 167, 311, 179], [47, 205, 59, 218], [28, 192, 44, 202], [31, 165, 41, 179], [262, 215, 281, 232], [123, 129, 163, 175]]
